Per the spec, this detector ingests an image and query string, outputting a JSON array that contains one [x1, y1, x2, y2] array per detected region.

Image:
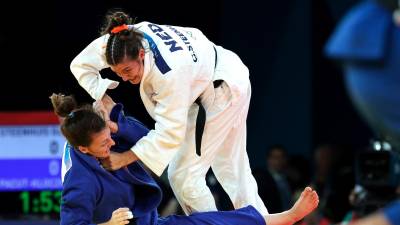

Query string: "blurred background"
[[1, 0, 399, 224]]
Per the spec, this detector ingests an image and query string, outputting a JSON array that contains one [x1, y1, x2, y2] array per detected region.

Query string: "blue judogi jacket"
[[61, 104, 162, 225], [60, 104, 265, 225]]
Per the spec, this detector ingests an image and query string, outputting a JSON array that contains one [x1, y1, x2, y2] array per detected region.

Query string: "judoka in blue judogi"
[[60, 103, 265, 225]]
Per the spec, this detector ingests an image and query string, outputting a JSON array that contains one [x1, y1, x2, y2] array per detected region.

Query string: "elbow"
[[167, 131, 185, 148], [69, 56, 80, 76]]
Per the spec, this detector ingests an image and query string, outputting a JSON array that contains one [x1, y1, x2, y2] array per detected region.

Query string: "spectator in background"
[[254, 145, 294, 213], [266, 145, 293, 211], [302, 144, 355, 224]]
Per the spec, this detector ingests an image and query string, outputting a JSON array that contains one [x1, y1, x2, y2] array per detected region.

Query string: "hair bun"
[[49, 93, 77, 118], [101, 10, 132, 35]]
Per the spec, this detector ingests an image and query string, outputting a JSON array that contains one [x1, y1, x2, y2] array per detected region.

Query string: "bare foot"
[[289, 186, 319, 223]]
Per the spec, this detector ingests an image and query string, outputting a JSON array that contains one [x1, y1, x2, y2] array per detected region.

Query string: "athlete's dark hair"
[[101, 10, 144, 65], [49, 93, 106, 147]]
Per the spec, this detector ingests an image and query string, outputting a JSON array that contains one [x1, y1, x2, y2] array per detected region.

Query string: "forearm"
[[70, 35, 118, 100], [130, 131, 182, 176], [122, 150, 139, 165]]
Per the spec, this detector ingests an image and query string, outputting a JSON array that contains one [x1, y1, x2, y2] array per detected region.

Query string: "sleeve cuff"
[[110, 103, 124, 122], [131, 146, 167, 177], [92, 78, 119, 100]]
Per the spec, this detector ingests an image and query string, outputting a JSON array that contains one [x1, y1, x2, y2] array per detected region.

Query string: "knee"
[[167, 169, 184, 189], [168, 173, 208, 197]]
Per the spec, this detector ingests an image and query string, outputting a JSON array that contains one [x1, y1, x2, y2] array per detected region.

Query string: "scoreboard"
[[0, 111, 65, 219]]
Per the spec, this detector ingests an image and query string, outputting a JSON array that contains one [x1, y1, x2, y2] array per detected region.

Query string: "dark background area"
[[0, 0, 373, 169], [0, 0, 382, 223]]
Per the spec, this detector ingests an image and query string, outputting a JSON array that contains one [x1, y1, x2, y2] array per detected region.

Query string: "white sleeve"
[[70, 35, 119, 100], [131, 67, 193, 176]]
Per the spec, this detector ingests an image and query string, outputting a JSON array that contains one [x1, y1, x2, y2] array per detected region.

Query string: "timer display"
[[0, 112, 64, 220], [19, 191, 61, 214], [0, 191, 61, 219]]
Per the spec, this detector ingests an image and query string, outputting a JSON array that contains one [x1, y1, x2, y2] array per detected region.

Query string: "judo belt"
[[194, 46, 222, 156]]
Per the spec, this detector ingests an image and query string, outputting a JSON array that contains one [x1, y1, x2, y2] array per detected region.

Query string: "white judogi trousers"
[[167, 49, 268, 216]]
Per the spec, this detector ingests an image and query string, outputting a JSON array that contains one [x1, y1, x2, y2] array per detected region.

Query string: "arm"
[[93, 94, 149, 140], [102, 66, 193, 175], [97, 101, 150, 170], [70, 35, 119, 100], [128, 66, 193, 176], [109, 103, 150, 144]]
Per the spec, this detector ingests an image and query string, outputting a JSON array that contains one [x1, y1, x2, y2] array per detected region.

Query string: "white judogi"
[[69, 22, 268, 216]]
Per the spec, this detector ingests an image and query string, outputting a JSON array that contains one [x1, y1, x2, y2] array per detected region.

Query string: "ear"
[[78, 146, 89, 154], [139, 48, 145, 60]]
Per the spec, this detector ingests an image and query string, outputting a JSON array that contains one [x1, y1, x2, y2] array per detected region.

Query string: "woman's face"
[[111, 49, 145, 85], [78, 127, 115, 159]]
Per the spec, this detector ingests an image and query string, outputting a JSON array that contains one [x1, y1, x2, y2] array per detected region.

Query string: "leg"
[[167, 104, 217, 215], [263, 187, 319, 225], [161, 188, 317, 225], [161, 205, 266, 225], [210, 113, 269, 216], [204, 82, 269, 216]]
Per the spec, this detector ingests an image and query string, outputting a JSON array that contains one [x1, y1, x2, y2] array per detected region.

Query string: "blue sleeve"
[[60, 171, 100, 225], [383, 201, 400, 225], [109, 103, 150, 145]]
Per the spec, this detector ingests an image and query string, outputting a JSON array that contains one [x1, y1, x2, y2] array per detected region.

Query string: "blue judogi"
[[325, 0, 400, 150], [383, 200, 400, 225], [60, 104, 265, 225]]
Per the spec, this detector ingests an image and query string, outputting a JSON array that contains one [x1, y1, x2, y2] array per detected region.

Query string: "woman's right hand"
[[101, 94, 116, 114], [104, 207, 133, 225], [93, 97, 118, 133]]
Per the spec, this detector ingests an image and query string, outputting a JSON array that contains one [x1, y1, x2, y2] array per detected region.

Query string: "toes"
[[311, 190, 318, 199], [302, 187, 313, 197]]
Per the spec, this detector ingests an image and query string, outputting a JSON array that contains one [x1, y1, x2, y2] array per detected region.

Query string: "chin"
[[97, 155, 108, 159], [130, 80, 140, 84]]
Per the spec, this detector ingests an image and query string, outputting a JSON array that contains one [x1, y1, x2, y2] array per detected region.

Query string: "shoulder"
[[63, 150, 100, 190]]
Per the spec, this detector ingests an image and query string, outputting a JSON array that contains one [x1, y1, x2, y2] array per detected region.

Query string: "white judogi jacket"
[[70, 22, 249, 176]]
